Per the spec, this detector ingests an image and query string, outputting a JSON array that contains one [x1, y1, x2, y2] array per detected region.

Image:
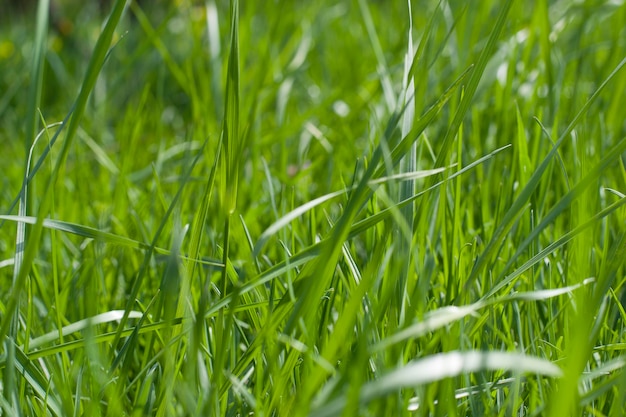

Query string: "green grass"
[[1, 0, 625, 415]]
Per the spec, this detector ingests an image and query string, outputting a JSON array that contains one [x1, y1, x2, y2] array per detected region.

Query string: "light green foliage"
[[0, 0, 625, 415]]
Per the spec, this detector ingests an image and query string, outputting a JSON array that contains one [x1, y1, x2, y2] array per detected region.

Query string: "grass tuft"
[[1, 0, 625, 415]]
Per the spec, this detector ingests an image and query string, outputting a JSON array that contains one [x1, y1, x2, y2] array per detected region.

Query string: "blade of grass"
[[26, 311, 144, 351], [210, 1, 241, 411], [6, 0, 49, 399], [0, 215, 222, 267], [309, 351, 562, 417], [395, 0, 417, 326]]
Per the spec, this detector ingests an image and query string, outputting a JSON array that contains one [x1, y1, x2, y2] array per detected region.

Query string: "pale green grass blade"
[[396, 0, 417, 326], [6, 307, 273, 393], [21, 318, 185, 361], [310, 351, 562, 417], [220, 0, 241, 215], [253, 188, 349, 256], [371, 302, 485, 353], [374, 279, 593, 353], [375, 64, 474, 179], [0, 215, 222, 267], [27, 311, 144, 350]]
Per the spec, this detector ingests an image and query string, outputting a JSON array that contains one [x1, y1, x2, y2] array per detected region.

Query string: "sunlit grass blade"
[[25, 311, 143, 351], [220, 0, 241, 215], [310, 351, 562, 417], [374, 278, 594, 353], [0, 215, 222, 267]]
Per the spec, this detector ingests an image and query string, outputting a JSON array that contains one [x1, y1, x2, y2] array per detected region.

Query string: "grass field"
[[1, 0, 626, 415]]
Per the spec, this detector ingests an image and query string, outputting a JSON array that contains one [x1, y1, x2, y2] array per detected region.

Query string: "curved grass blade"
[[0, 215, 222, 268], [310, 351, 561, 417], [27, 311, 144, 351], [373, 279, 593, 353], [253, 168, 446, 256]]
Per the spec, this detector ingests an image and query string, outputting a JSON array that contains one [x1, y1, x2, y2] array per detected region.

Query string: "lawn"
[[1, 0, 625, 415]]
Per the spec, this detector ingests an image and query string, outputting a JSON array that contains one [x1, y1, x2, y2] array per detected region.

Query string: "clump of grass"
[[1, 0, 625, 416]]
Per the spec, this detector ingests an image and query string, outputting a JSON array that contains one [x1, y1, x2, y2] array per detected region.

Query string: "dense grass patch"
[[1, 0, 625, 415]]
